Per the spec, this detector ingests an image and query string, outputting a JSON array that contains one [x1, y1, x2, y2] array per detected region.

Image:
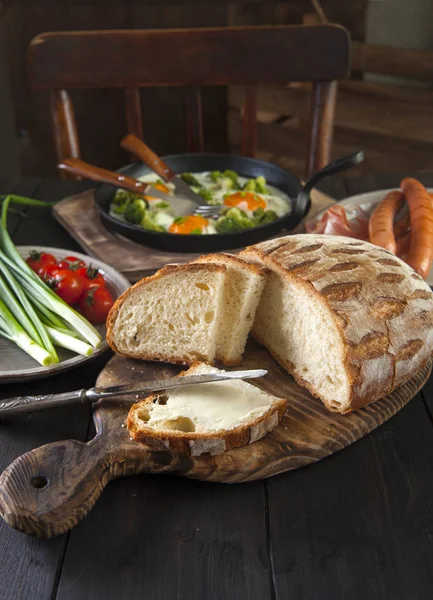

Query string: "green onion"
[[0, 297, 54, 366], [0, 258, 58, 360], [45, 326, 94, 357], [0, 194, 103, 366], [0, 229, 101, 348]]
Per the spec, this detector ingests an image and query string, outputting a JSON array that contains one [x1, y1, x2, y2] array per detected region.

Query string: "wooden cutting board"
[[0, 340, 430, 539]]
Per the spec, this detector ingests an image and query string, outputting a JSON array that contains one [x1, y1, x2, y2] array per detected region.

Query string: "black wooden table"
[[1, 173, 433, 600]]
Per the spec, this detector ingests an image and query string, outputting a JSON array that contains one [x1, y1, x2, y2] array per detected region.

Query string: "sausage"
[[393, 212, 410, 240], [395, 232, 411, 259], [400, 178, 433, 279], [369, 190, 404, 253]]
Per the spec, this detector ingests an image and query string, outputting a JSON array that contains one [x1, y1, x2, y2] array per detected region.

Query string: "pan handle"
[[292, 150, 364, 225], [302, 151, 364, 197]]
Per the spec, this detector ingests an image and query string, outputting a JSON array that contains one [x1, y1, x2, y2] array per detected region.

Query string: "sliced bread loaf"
[[126, 362, 287, 456], [106, 263, 226, 365], [240, 234, 433, 413], [194, 254, 267, 365]]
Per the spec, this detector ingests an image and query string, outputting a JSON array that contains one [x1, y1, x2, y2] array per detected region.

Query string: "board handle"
[[0, 435, 109, 538]]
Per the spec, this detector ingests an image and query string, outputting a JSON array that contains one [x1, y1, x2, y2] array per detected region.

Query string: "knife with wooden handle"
[[58, 158, 172, 201], [0, 369, 267, 416], [120, 134, 204, 206], [58, 157, 199, 217]]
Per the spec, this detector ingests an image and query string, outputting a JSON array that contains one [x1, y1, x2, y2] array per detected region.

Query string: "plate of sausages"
[[306, 178, 433, 286]]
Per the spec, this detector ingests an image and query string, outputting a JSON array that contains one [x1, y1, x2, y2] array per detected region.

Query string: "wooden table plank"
[[7, 179, 273, 600], [2, 176, 433, 600], [0, 178, 110, 600], [13, 178, 92, 250], [56, 476, 272, 600], [267, 394, 433, 600]]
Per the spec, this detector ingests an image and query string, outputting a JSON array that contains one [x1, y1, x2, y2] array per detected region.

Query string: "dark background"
[[1, 0, 433, 183]]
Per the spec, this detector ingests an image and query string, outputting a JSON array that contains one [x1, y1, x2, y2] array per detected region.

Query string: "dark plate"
[[94, 153, 306, 253]]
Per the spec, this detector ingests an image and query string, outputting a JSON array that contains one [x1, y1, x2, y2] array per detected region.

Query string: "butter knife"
[[0, 369, 267, 417], [58, 158, 173, 203]]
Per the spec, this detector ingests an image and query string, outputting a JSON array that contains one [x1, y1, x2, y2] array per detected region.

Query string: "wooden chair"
[[27, 25, 350, 179]]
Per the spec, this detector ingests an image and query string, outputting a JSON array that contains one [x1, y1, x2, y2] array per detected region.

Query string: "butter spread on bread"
[[127, 363, 287, 456]]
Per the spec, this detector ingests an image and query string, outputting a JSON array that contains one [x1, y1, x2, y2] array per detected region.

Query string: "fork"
[[193, 204, 223, 218]]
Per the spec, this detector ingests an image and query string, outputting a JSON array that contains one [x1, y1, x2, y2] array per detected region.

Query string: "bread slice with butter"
[[106, 263, 226, 365], [193, 254, 267, 365], [126, 362, 287, 456]]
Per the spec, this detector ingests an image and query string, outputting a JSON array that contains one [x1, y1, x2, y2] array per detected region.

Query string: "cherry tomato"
[[75, 266, 106, 293], [79, 287, 114, 324], [57, 255, 86, 271], [26, 251, 57, 276], [168, 215, 209, 234], [47, 269, 84, 305], [42, 263, 63, 278]]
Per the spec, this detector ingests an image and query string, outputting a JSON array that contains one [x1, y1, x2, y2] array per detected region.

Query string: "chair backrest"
[[27, 25, 350, 179]]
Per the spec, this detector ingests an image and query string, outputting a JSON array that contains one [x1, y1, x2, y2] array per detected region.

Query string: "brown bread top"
[[241, 234, 433, 410]]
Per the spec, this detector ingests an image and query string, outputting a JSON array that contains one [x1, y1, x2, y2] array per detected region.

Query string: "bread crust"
[[240, 234, 433, 413], [126, 363, 288, 456], [194, 252, 267, 278], [106, 263, 226, 365]]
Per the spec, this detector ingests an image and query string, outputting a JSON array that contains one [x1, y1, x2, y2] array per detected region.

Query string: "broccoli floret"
[[190, 228, 203, 235], [243, 179, 257, 192], [180, 172, 200, 187], [253, 207, 265, 221], [112, 189, 134, 214], [124, 198, 149, 224], [223, 169, 238, 184], [215, 207, 255, 233], [209, 169, 241, 190], [141, 211, 165, 232], [243, 176, 269, 194], [210, 170, 222, 182], [255, 176, 269, 194], [219, 177, 236, 192], [222, 170, 241, 189], [257, 209, 278, 225], [197, 187, 214, 203]]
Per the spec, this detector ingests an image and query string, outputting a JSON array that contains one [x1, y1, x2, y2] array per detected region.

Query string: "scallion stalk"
[[45, 326, 94, 357], [0, 298, 54, 366], [0, 194, 103, 366], [0, 259, 58, 360], [0, 242, 101, 348]]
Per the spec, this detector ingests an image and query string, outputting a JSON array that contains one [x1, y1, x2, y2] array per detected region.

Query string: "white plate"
[[311, 188, 433, 287], [0, 247, 130, 383]]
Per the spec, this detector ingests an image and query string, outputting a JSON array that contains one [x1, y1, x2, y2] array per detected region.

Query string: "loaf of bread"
[[126, 362, 287, 456], [106, 263, 226, 365], [193, 254, 267, 365], [240, 234, 433, 413]]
